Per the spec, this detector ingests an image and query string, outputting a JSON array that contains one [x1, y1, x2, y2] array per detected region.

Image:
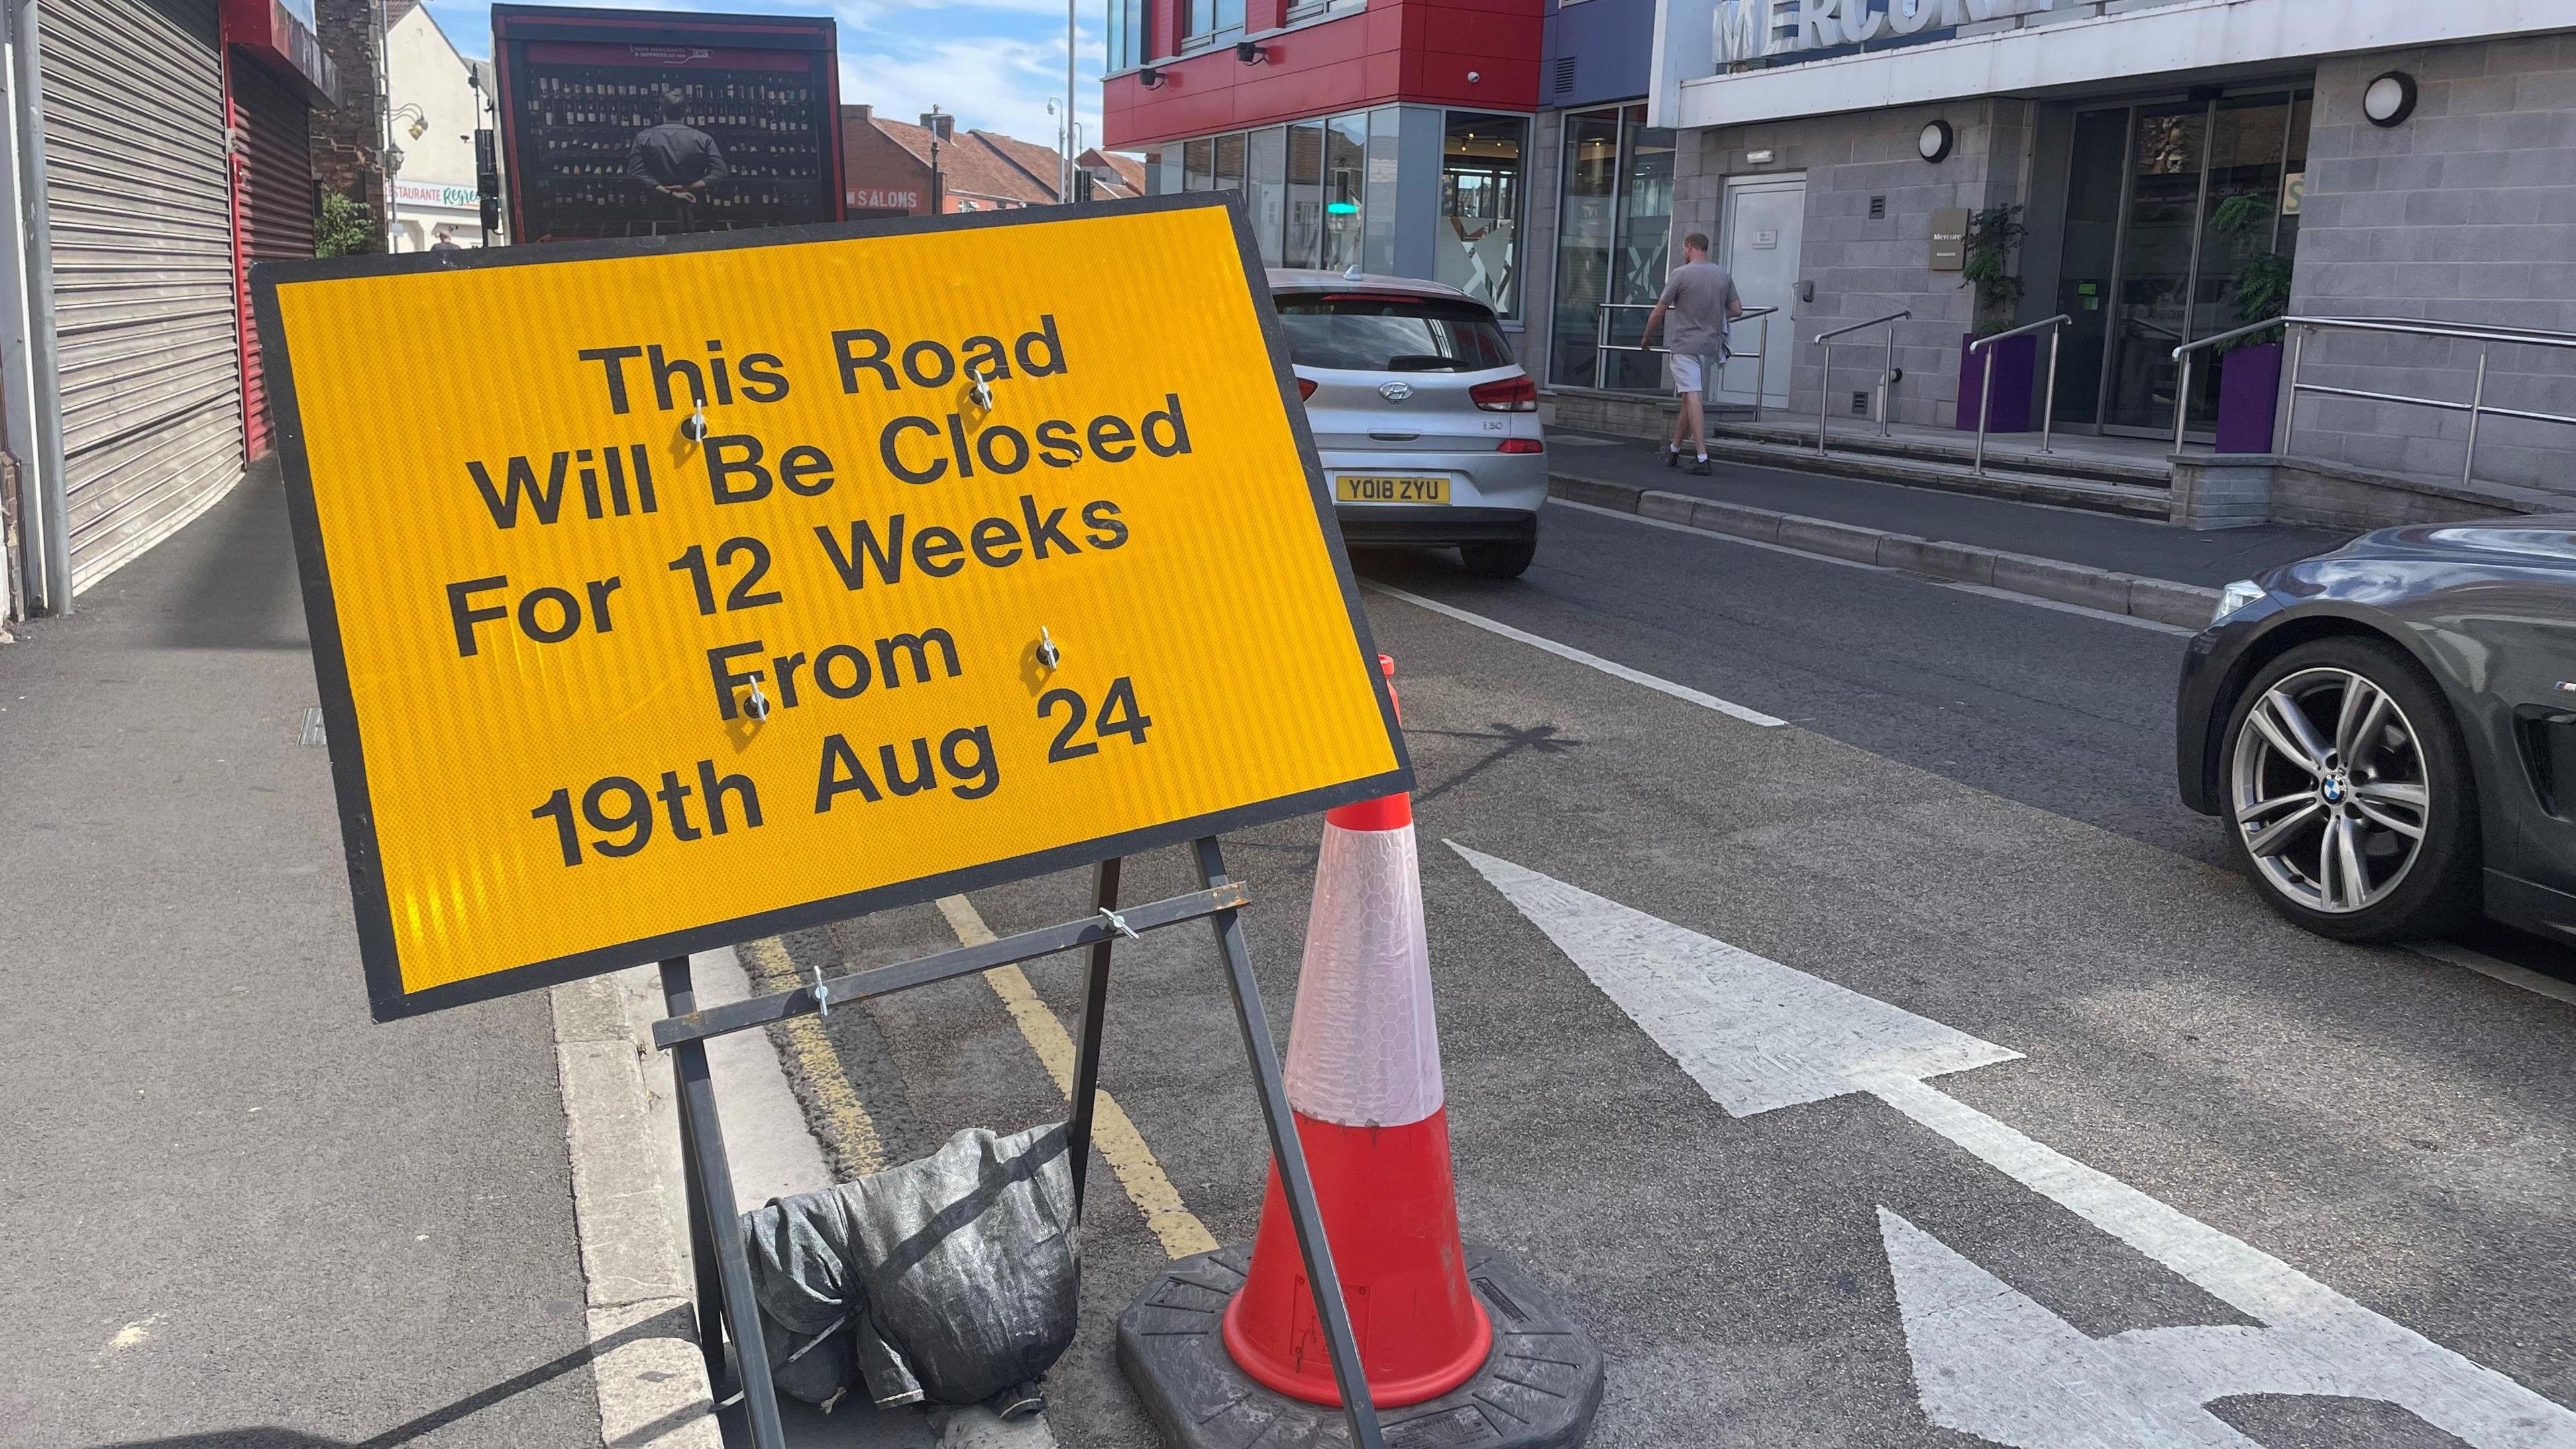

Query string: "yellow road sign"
[[255, 195, 1409, 1020]]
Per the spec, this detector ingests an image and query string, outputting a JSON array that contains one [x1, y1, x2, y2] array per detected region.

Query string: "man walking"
[[1638, 231, 1743, 475], [626, 91, 729, 228]]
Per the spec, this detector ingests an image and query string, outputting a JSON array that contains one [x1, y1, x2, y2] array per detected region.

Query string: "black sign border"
[[252, 191, 1414, 1022]]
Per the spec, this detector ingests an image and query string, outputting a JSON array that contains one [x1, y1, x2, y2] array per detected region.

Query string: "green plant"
[[1959, 204, 2026, 337], [316, 193, 380, 258], [2208, 191, 2291, 352]]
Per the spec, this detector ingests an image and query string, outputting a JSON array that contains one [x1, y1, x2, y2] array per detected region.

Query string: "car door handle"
[[1368, 431, 1420, 441]]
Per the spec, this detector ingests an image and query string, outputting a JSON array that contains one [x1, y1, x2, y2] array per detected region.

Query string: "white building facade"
[[384, 4, 499, 250], [1634, 0, 2576, 498]]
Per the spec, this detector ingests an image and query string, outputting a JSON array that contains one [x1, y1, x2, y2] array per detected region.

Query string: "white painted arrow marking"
[[1448, 841, 2576, 1448]]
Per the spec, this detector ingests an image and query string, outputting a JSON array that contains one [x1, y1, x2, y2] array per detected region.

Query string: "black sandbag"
[[739, 1122, 1079, 1407]]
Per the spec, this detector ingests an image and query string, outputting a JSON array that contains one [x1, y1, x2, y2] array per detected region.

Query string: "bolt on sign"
[[254, 195, 1409, 1020]]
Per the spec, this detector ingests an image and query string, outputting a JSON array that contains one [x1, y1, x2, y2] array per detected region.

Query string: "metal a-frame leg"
[[659, 956, 789, 1449], [1065, 857, 1120, 1213], [1190, 837, 1387, 1449]]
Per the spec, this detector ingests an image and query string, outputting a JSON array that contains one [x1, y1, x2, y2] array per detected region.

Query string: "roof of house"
[[861, 115, 1055, 204], [1081, 149, 1148, 198], [969, 129, 1068, 199]]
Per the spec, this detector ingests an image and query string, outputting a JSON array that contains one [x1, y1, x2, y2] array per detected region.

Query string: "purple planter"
[[1955, 332, 2037, 433], [2215, 340, 2286, 453]]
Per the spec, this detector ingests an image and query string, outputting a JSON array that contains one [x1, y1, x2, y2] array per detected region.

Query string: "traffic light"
[[1074, 168, 1095, 203], [475, 129, 502, 236]]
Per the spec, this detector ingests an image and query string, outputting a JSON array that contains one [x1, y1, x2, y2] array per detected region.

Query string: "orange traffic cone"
[[1220, 657, 1493, 1407]]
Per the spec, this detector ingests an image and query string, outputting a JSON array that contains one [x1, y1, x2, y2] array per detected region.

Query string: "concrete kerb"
[[1553, 473, 2220, 628], [553, 972, 725, 1449]]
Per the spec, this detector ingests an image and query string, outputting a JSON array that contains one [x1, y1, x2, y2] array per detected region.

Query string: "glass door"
[[1546, 104, 1674, 391], [2103, 102, 2206, 433], [2057, 88, 2312, 438]]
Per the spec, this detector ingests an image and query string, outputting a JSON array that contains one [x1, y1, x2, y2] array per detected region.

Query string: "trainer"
[[1638, 232, 1743, 476]]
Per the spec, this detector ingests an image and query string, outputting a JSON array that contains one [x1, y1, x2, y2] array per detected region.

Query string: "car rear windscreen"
[[1274, 294, 1515, 373]]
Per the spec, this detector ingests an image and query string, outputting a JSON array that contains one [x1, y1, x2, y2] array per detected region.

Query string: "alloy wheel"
[[2230, 666, 2433, 914]]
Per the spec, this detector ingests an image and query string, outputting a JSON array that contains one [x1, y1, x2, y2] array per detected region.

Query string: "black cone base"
[[1118, 1242, 1605, 1448]]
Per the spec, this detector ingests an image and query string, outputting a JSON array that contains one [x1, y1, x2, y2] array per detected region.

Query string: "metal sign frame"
[[654, 843, 1390, 1449], [249, 191, 1411, 1022]]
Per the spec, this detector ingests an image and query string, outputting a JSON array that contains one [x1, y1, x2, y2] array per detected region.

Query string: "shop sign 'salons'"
[[255, 195, 1408, 1020]]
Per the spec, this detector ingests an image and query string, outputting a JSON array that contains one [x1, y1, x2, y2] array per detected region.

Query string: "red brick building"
[[1097, 0, 1539, 317]]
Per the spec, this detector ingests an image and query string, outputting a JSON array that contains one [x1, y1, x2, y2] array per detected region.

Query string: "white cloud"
[[840, 28, 1102, 150]]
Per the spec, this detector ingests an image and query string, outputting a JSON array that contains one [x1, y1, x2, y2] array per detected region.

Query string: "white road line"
[[1547, 496, 2194, 636], [2411, 941, 2576, 1008], [1451, 841, 2576, 1449], [1362, 582, 1788, 728]]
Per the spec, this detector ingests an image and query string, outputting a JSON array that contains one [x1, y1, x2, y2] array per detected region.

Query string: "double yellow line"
[[740, 898, 1218, 1258]]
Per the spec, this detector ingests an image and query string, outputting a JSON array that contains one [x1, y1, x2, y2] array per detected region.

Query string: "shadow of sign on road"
[[84, 1304, 694, 1449]]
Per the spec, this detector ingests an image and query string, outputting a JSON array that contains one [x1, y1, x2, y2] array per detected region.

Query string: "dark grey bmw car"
[[2177, 517, 2576, 945]]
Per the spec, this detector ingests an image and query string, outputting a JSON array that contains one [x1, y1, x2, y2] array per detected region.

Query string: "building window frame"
[[1548, 100, 1673, 390]]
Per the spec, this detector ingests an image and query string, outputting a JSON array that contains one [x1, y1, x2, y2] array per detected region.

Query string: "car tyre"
[[1459, 537, 1536, 580], [2218, 635, 2479, 942]]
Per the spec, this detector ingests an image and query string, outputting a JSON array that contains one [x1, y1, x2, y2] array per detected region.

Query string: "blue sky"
[[423, 0, 1106, 155]]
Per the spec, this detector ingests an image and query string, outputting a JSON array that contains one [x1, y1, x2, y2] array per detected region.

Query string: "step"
[[1617, 432, 2176, 521], [1710, 419, 2172, 490]]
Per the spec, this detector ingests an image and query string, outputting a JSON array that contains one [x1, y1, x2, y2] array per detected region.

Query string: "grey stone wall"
[[1673, 100, 2030, 431], [2290, 34, 2576, 497]]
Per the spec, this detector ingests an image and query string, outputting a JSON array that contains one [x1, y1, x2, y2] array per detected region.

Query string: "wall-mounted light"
[[1917, 119, 1953, 163], [2363, 70, 2418, 127], [1234, 41, 1267, 64], [1137, 64, 1166, 89]]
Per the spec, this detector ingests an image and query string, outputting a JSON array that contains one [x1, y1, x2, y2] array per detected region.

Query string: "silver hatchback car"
[[1269, 269, 1546, 579]]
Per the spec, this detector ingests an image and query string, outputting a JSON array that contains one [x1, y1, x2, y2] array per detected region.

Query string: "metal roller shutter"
[[39, 0, 244, 590], [230, 59, 315, 460]]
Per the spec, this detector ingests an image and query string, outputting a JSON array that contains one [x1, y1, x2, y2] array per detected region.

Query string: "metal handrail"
[[1967, 314, 2072, 474], [1814, 309, 1909, 456], [1593, 302, 1780, 419], [2171, 314, 2576, 485]]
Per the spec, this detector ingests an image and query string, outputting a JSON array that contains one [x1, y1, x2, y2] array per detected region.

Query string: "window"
[[1285, 120, 1324, 268], [1185, 0, 1242, 41], [1216, 131, 1246, 193], [1322, 113, 1367, 272], [1106, 0, 1143, 70], [1273, 293, 1515, 372], [1248, 127, 1287, 266], [1440, 111, 1526, 318], [1183, 136, 1214, 191], [1548, 103, 1673, 388]]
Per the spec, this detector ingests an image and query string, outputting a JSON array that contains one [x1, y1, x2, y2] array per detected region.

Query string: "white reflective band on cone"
[[1283, 821, 1445, 1128]]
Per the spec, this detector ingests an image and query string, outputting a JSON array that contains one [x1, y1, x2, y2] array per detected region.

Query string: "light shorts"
[[1670, 350, 1726, 394]]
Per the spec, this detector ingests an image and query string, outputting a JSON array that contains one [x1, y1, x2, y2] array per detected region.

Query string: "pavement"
[[1546, 431, 2355, 586], [1, 465, 596, 1448]]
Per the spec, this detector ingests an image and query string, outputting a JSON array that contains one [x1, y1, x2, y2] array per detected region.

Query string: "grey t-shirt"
[[1658, 261, 1743, 358]]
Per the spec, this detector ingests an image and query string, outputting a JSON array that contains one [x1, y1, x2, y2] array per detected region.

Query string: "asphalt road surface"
[[778, 496, 2576, 1447]]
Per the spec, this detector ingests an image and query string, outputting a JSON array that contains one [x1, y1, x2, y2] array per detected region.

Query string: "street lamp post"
[[1063, 0, 1076, 203]]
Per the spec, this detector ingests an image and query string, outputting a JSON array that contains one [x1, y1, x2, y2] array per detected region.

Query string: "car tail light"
[[1470, 374, 1538, 412], [1297, 377, 1318, 401], [1497, 437, 1544, 453]]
